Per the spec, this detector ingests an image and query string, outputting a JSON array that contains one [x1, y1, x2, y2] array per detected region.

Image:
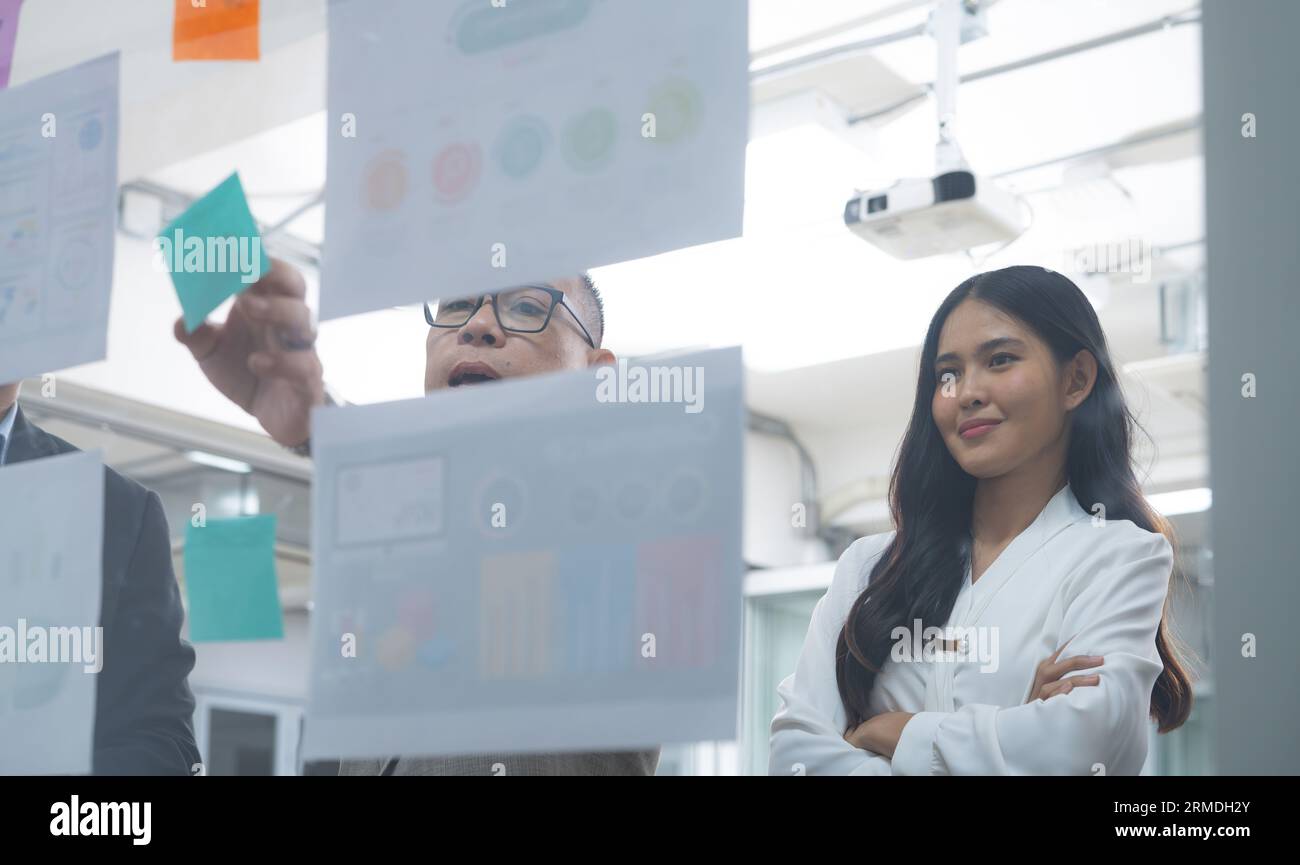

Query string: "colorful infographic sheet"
[[0, 53, 118, 382], [321, 0, 748, 320], [303, 347, 744, 759]]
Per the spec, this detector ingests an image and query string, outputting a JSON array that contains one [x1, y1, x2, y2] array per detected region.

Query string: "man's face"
[[423, 277, 613, 392]]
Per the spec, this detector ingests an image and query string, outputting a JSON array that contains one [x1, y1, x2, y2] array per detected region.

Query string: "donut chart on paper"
[[432, 141, 483, 204], [645, 77, 703, 144], [494, 115, 552, 179], [562, 107, 617, 173], [362, 150, 409, 212]]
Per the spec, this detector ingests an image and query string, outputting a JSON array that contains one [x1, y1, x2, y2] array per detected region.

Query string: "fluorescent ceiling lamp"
[[213, 489, 261, 518], [1147, 486, 1211, 516], [184, 450, 253, 475]]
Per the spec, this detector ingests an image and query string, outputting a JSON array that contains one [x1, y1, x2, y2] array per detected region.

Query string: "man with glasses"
[[174, 258, 660, 776]]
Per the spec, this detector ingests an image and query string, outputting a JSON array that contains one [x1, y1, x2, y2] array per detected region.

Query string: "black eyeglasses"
[[423, 284, 596, 348]]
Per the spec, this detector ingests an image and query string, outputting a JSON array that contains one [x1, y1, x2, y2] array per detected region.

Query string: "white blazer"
[[769, 483, 1173, 776]]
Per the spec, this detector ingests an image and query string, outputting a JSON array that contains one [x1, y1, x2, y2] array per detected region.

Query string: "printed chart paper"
[[0, 53, 118, 382], [303, 347, 744, 759], [321, 0, 748, 320], [0, 450, 104, 775]]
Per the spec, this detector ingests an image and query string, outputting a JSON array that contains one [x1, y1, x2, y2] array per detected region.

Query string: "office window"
[[743, 590, 823, 776]]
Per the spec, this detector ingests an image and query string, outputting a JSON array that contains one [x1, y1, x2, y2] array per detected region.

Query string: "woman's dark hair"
[[835, 265, 1194, 733]]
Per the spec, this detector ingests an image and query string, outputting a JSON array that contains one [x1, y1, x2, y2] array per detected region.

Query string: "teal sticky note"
[[158, 171, 270, 333], [184, 514, 284, 642]]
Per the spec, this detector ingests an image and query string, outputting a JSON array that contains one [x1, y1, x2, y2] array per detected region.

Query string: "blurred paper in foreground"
[[303, 347, 744, 759], [0, 450, 103, 774]]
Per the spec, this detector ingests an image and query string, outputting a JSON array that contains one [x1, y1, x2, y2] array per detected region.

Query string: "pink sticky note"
[[0, 0, 22, 89]]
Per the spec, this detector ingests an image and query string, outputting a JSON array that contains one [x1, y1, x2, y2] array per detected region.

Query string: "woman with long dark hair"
[[770, 265, 1194, 775]]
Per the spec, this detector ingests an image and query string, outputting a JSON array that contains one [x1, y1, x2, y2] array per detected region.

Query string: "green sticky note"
[[159, 171, 270, 333], [184, 514, 284, 642]]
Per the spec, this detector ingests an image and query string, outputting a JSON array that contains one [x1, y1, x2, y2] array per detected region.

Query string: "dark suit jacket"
[[7, 406, 200, 774]]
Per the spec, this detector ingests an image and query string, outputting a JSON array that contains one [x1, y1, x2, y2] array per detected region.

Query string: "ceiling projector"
[[844, 169, 1027, 260], [842, 1, 1028, 260]]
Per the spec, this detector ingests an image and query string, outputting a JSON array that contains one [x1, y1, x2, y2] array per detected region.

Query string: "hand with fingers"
[[173, 257, 325, 448], [1025, 639, 1105, 704]]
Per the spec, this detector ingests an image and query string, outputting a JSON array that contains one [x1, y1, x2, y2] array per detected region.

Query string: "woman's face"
[[930, 298, 1089, 480]]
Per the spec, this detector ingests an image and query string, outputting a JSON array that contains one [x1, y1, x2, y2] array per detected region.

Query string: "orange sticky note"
[[173, 0, 260, 61]]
